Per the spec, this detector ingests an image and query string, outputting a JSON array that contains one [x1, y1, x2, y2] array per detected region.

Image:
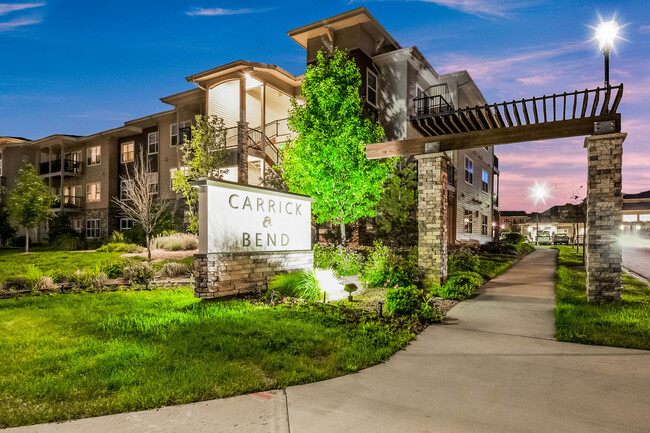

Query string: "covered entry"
[[367, 85, 626, 303]]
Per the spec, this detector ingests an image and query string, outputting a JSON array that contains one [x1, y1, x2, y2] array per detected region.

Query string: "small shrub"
[[24, 265, 44, 290], [91, 273, 109, 291], [2, 277, 27, 291], [110, 231, 126, 243], [385, 285, 421, 316], [71, 270, 95, 289], [518, 243, 535, 255], [479, 241, 520, 257], [101, 261, 126, 279], [51, 233, 85, 251], [123, 262, 154, 285], [503, 232, 526, 245], [160, 262, 190, 278], [34, 276, 54, 292], [96, 242, 144, 253], [433, 271, 483, 300], [151, 233, 198, 251], [313, 245, 364, 276], [448, 246, 479, 274], [362, 241, 393, 287], [268, 270, 321, 301], [417, 301, 444, 323], [362, 242, 417, 288]]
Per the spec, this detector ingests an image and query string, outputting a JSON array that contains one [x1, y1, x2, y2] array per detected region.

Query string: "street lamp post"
[[529, 181, 550, 246], [594, 18, 621, 88]]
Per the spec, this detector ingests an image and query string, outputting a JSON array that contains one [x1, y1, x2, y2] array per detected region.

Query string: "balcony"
[[40, 158, 83, 176], [179, 125, 192, 144], [52, 195, 83, 210], [413, 94, 454, 119]]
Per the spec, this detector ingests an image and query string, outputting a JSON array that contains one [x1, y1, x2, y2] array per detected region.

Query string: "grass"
[[554, 245, 650, 350], [0, 288, 413, 428], [476, 253, 517, 280], [0, 248, 125, 283]]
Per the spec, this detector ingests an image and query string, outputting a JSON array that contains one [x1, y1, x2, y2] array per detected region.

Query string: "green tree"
[[375, 160, 418, 247], [0, 205, 17, 246], [172, 114, 229, 232], [7, 162, 56, 252], [282, 49, 393, 244]]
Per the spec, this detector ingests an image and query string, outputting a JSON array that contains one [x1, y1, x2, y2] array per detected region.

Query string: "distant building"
[[499, 211, 530, 231], [621, 190, 650, 238]]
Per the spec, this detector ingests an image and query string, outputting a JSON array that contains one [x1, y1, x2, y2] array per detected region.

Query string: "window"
[[73, 219, 82, 233], [464, 157, 473, 184], [120, 179, 133, 201], [171, 121, 191, 146], [464, 209, 473, 234], [120, 218, 135, 231], [148, 173, 158, 195], [87, 145, 101, 166], [148, 132, 159, 154], [86, 182, 101, 202], [482, 170, 489, 193], [366, 69, 378, 107], [121, 142, 134, 163], [482, 215, 488, 235], [86, 219, 100, 238]]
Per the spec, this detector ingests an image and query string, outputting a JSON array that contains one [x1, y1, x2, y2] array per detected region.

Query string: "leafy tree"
[[172, 114, 229, 232], [0, 205, 16, 246], [7, 162, 56, 252], [282, 49, 393, 244], [375, 160, 418, 247]]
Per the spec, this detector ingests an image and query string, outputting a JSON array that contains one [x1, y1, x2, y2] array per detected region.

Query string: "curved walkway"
[[5, 249, 650, 432]]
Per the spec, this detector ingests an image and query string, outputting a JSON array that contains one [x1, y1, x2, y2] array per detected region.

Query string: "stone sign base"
[[194, 251, 314, 299]]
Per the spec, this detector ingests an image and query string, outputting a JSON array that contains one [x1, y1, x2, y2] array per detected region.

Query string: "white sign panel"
[[197, 180, 313, 254]]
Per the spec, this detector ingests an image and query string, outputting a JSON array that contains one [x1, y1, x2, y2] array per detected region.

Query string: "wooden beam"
[[368, 114, 620, 159]]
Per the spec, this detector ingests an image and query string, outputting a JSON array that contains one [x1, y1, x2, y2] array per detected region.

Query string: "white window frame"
[[73, 219, 82, 233], [87, 145, 101, 166], [464, 209, 473, 234], [121, 141, 134, 163], [171, 121, 191, 147], [366, 69, 378, 108], [464, 156, 474, 185], [120, 218, 135, 231], [148, 132, 159, 154], [86, 219, 100, 239], [86, 182, 101, 203], [481, 169, 489, 193]]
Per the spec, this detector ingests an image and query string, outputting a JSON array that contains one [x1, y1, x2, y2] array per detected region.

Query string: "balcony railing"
[[414, 94, 453, 118], [39, 158, 83, 175], [179, 125, 192, 144], [52, 195, 83, 209]]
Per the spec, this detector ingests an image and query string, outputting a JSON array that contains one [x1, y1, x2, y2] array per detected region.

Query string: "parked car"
[[554, 234, 569, 245], [537, 231, 552, 245]]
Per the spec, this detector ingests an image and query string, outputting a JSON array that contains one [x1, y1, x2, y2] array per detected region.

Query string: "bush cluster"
[[151, 233, 198, 251], [313, 245, 364, 276], [96, 242, 144, 253], [432, 271, 483, 300], [361, 241, 418, 288], [268, 270, 321, 301], [160, 262, 191, 278], [123, 262, 154, 285], [448, 246, 479, 274], [384, 285, 444, 323]]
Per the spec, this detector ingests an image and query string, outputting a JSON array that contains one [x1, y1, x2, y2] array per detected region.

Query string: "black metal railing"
[[39, 158, 82, 175], [414, 94, 453, 118], [52, 195, 83, 209], [179, 125, 192, 144]]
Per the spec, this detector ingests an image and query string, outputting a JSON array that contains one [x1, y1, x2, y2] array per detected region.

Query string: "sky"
[[1, 0, 649, 211]]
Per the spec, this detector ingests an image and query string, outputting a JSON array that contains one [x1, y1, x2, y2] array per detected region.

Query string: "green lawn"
[[0, 248, 125, 283], [554, 246, 650, 350], [0, 288, 413, 428], [476, 253, 517, 280]]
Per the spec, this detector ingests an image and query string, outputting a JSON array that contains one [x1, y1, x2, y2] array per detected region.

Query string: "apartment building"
[[1, 7, 498, 245], [288, 8, 499, 243]]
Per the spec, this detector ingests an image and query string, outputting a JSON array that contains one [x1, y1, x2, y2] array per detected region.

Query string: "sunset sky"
[[1, 0, 648, 211]]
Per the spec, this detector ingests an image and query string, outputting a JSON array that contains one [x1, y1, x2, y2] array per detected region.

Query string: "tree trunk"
[[25, 230, 29, 253], [146, 236, 152, 262], [340, 223, 346, 246]]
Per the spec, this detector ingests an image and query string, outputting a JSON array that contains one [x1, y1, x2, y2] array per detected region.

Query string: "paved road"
[[622, 244, 650, 282], [5, 249, 650, 433]]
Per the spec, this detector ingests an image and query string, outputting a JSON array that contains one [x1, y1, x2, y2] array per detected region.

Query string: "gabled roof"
[[287, 7, 400, 51], [624, 190, 650, 200], [184, 59, 301, 87]]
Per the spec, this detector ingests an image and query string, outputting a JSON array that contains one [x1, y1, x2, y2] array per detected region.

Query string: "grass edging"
[[553, 245, 650, 350]]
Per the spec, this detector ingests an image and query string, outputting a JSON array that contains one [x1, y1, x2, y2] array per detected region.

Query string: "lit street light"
[[529, 181, 551, 245], [591, 16, 623, 87]]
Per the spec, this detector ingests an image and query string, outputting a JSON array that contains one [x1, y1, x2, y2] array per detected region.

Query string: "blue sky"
[[1, 0, 649, 210]]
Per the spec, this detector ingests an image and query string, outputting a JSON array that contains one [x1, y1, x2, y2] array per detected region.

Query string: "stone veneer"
[[194, 251, 314, 299], [415, 153, 449, 287], [584, 133, 626, 303]]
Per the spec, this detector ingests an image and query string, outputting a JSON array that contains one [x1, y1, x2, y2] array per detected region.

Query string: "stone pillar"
[[237, 121, 249, 184], [584, 132, 626, 303], [415, 153, 449, 288]]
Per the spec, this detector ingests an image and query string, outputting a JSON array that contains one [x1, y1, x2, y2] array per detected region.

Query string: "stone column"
[[237, 121, 249, 184], [584, 132, 626, 303], [415, 152, 449, 288]]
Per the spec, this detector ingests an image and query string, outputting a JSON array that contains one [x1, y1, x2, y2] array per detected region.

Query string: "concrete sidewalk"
[[5, 249, 650, 432]]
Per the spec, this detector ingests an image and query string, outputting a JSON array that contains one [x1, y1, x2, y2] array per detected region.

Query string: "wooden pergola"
[[365, 84, 626, 303]]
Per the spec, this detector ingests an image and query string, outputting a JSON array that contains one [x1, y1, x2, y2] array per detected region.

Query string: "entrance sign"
[[197, 179, 313, 254]]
